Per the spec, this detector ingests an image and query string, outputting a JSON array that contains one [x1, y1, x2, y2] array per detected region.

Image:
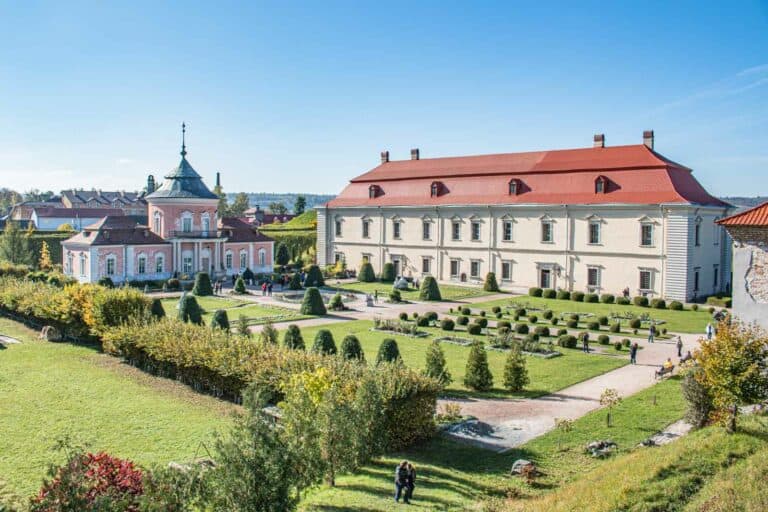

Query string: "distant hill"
[[225, 192, 335, 213], [720, 196, 768, 208]]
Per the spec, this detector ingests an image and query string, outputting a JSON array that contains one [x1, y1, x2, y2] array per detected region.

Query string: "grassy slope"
[[300, 378, 686, 511], [326, 281, 494, 302], [260, 210, 317, 231], [300, 319, 626, 399], [469, 295, 713, 333], [0, 318, 232, 497], [160, 295, 308, 325], [504, 413, 768, 512]]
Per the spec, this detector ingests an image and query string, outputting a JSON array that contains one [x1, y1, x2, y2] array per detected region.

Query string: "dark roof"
[[63, 216, 168, 246], [219, 217, 273, 242], [61, 190, 144, 205], [146, 155, 218, 200], [33, 207, 125, 218]]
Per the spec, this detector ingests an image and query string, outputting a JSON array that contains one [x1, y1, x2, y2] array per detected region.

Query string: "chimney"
[[215, 172, 221, 189], [410, 148, 420, 160], [380, 150, 389, 164], [643, 130, 654, 150], [593, 133, 605, 148]]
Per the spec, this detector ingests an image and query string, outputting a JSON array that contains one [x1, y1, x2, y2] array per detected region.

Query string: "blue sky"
[[0, 1, 766, 196]]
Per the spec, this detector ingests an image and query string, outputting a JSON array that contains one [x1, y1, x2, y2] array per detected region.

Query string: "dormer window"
[[368, 185, 381, 199], [430, 181, 443, 197], [508, 179, 522, 195], [595, 176, 608, 194]]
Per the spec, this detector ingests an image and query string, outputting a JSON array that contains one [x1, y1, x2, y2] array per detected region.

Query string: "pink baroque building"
[[62, 127, 273, 283]]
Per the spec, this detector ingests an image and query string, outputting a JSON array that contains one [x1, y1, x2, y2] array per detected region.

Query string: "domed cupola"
[[146, 123, 218, 200]]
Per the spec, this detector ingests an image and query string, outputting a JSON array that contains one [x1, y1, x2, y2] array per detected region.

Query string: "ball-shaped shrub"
[[529, 287, 543, 297], [514, 308, 527, 317], [587, 321, 600, 330], [534, 325, 550, 337], [668, 301, 684, 310], [441, 318, 455, 331], [550, 317, 559, 326], [419, 276, 442, 301], [380, 262, 396, 283], [543, 309, 554, 320], [524, 334, 539, 344], [311, 329, 337, 355], [300, 287, 327, 315], [412, 312, 419, 319], [515, 323, 529, 335], [358, 261, 376, 282], [461, 307, 472, 316], [479, 310, 486, 318], [210, 309, 230, 330], [304, 265, 325, 287], [425, 311, 439, 322], [399, 312, 408, 321], [651, 298, 667, 309], [598, 334, 610, 345], [557, 328, 568, 336], [456, 315, 469, 326], [467, 323, 483, 335], [328, 293, 345, 311], [614, 341, 623, 351], [584, 293, 599, 303], [600, 294, 615, 304], [416, 316, 430, 327], [389, 290, 402, 303], [492, 306, 502, 314], [566, 319, 578, 329], [376, 338, 401, 364], [610, 322, 621, 333], [497, 320, 512, 330], [598, 315, 609, 326], [495, 312, 503, 319], [691, 304, 699, 311], [616, 297, 630, 305], [661, 327, 668, 335], [558, 335, 577, 349], [556, 290, 571, 300], [571, 291, 585, 302], [341, 334, 365, 361], [569, 313, 580, 322], [476, 317, 489, 328], [629, 318, 642, 329], [192, 272, 213, 296], [542, 288, 557, 299], [633, 296, 649, 307], [622, 338, 631, 347], [528, 315, 538, 324]]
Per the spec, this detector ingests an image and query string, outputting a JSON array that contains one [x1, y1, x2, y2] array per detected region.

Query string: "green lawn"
[[300, 377, 686, 511], [0, 318, 232, 498], [160, 295, 309, 325], [299, 320, 627, 399], [466, 295, 713, 334], [324, 281, 495, 302]]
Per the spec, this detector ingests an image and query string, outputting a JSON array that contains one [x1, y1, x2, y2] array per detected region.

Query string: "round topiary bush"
[[543, 310, 554, 320], [668, 300, 683, 311], [622, 338, 631, 347], [610, 322, 621, 333], [651, 298, 667, 309], [399, 312, 408, 321], [600, 294, 615, 304], [534, 325, 550, 337], [492, 306, 502, 314], [425, 311, 439, 322], [528, 315, 538, 324], [380, 262, 396, 283], [551, 317, 559, 326], [514, 308, 527, 317], [571, 291, 585, 302], [691, 304, 699, 311], [529, 287, 543, 297], [495, 312, 503, 319], [461, 307, 472, 316], [288, 272, 302, 290], [192, 272, 213, 296], [412, 312, 419, 319], [341, 334, 365, 361], [542, 288, 557, 299], [558, 335, 577, 348], [566, 319, 578, 329], [633, 296, 649, 307], [515, 323, 529, 335], [419, 276, 442, 301], [479, 310, 486, 318], [497, 320, 512, 330], [376, 338, 400, 364], [311, 329, 337, 355], [467, 323, 483, 335], [476, 317, 489, 328], [598, 315, 609, 326], [300, 287, 327, 315], [583, 293, 598, 303], [556, 290, 571, 300], [441, 318, 455, 331], [614, 341, 623, 351], [707, 306, 715, 314], [616, 296, 630, 305], [210, 309, 229, 330], [389, 290, 402, 303], [557, 328, 568, 336], [661, 327, 668, 335], [358, 261, 376, 282], [456, 315, 469, 326], [416, 316, 430, 327], [587, 321, 600, 330], [328, 293, 345, 311], [598, 334, 610, 345], [629, 318, 642, 329]]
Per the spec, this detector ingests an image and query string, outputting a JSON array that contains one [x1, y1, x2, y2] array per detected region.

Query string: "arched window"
[[258, 248, 266, 266], [79, 254, 86, 276], [201, 213, 211, 235], [239, 250, 247, 270], [225, 250, 233, 270]]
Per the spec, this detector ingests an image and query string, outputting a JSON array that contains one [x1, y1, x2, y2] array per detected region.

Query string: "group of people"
[[394, 461, 416, 504]]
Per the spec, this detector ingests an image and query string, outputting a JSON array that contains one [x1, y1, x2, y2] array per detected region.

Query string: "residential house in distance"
[[318, 131, 732, 301], [717, 202, 768, 330], [8, 197, 63, 221], [31, 207, 125, 231], [61, 126, 274, 284], [61, 189, 148, 217], [244, 205, 296, 226]]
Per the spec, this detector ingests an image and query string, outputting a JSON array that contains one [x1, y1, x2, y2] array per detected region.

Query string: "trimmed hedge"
[[341, 334, 365, 361], [600, 294, 615, 304], [461, 307, 472, 316], [456, 316, 469, 326], [597, 315, 609, 326], [669, 300, 684, 311], [467, 323, 482, 335], [440, 318, 455, 331], [358, 262, 376, 282], [629, 318, 642, 329], [616, 296, 630, 305], [534, 325, 550, 337], [304, 265, 325, 287], [556, 290, 571, 300], [651, 298, 667, 309], [528, 315, 538, 324], [311, 329, 337, 355], [633, 296, 649, 307], [587, 321, 600, 331], [584, 293, 599, 303], [610, 322, 621, 333], [419, 276, 442, 301], [376, 338, 401, 364], [542, 309, 554, 320], [497, 320, 511, 330], [598, 334, 610, 345], [515, 323, 529, 335], [558, 335, 577, 349], [542, 288, 557, 299], [476, 317, 489, 328], [529, 287, 543, 297], [566, 319, 578, 329], [300, 287, 327, 315], [380, 262, 396, 283], [571, 291, 585, 302], [210, 309, 229, 330], [192, 272, 213, 296], [483, 272, 500, 292]]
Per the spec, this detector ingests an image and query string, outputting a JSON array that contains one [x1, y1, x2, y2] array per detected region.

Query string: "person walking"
[[581, 332, 589, 353], [405, 463, 416, 503], [374, 289, 378, 304], [676, 336, 683, 357], [629, 342, 638, 364], [394, 461, 409, 503], [705, 322, 714, 341], [261, 281, 267, 296], [267, 281, 273, 297], [647, 323, 656, 343]]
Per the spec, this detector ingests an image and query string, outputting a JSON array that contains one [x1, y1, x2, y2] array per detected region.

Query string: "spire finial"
[[180, 122, 187, 158]]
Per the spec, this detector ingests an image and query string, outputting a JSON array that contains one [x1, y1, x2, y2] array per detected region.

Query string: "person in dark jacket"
[[581, 332, 589, 353], [676, 336, 683, 357], [629, 342, 638, 364], [394, 460, 409, 503], [404, 463, 416, 503], [648, 324, 656, 343]]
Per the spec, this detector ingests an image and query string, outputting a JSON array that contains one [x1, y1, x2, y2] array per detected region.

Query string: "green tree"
[[283, 324, 305, 350], [340, 334, 365, 361], [300, 287, 327, 316], [358, 261, 376, 282], [237, 314, 250, 338], [419, 276, 442, 301], [0, 222, 32, 265], [234, 277, 247, 294], [275, 242, 290, 266], [424, 340, 452, 386], [502, 342, 529, 392], [380, 262, 395, 283], [210, 309, 230, 331], [288, 272, 302, 290], [0, 187, 21, 215], [464, 341, 493, 391], [682, 365, 713, 429], [311, 329, 337, 355], [599, 388, 623, 427], [268, 201, 288, 215], [483, 272, 500, 292], [178, 293, 203, 325], [259, 320, 279, 345], [695, 321, 768, 432], [304, 265, 325, 287], [213, 183, 230, 217], [375, 338, 401, 365], [229, 192, 250, 217], [24, 189, 55, 202], [150, 298, 166, 319], [293, 195, 306, 215], [192, 272, 213, 296]]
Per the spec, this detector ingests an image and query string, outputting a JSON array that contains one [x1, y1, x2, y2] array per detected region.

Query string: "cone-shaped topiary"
[[242, 268, 255, 283], [234, 276, 247, 294], [311, 329, 337, 355], [380, 262, 396, 283], [259, 320, 279, 345], [300, 287, 327, 315], [304, 265, 325, 287], [358, 261, 376, 282], [282, 324, 305, 350], [376, 338, 401, 365], [464, 341, 493, 391], [503, 342, 529, 392], [210, 309, 230, 331], [178, 294, 203, 325], [288, 272, 302, 290], [424, 340, 452, 386], [328, 293, 345, 311], [150, 298, 165, 319], [98, 276, 115, 288], [418, 276, 442, 301], [483, 272, 500, 292], [340, 334, 365, 361], [192, 272, 213, 296], [275, 242, 290, 266]]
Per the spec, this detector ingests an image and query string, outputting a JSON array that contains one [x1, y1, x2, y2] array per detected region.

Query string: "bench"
[[655, 365, 675, 379]]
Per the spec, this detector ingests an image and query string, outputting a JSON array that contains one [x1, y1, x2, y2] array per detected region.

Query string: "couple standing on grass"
[[394, 460, 417, 504]]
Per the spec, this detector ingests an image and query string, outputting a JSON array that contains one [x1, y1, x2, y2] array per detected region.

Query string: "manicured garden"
[[0, 318, 232, 498], [159, 295, 309, 326], [299, 319, 627, 398], [327, 280, 496, 302]]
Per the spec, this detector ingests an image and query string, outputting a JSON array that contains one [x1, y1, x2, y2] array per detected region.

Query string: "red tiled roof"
[[63, 217, 167, 246], [219, 217, 274, 242], [717, 201, 768, 226], [327, 144, 728, 208]]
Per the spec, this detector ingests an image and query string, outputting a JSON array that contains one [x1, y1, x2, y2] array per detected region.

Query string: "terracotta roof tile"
[[717, 201, 768, 226]]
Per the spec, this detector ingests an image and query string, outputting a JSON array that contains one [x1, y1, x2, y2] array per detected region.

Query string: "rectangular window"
[[362, 220, 370, 239], [106, 258, 115, 276], [470, 260, 481, 279], [182, 217, 192, 232], [502, 221, 513, 242], [335, 220, 342, 237], [694, 268, 700, 292], [501, 261, 512, 281], [421, 257, 431, 274], [541, 221, 553, 243], [451, 222, 461, 241], [138, 257, 146, 274], [239, 252, 247, 269], [422, 221, 431, 240], [695, 223, 701, 246], [392, 221, 402, 240], [639, 269, 652, 291], [713, 264, 719, 288], [155, 256, 163, 274], [79, 256, 86, 276], [713, 223, 720, 245], [183, 256, 193, 274], [588, 222, 600, 244], [587, 267, 600, 288], [450, 259, 460, 278], [641, 224, 654, 247], [226, 253, 233, 269], [471, 222, 481, 241]]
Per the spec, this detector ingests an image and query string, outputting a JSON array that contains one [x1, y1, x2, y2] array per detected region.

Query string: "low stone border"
[[369, 328, 430, 338]]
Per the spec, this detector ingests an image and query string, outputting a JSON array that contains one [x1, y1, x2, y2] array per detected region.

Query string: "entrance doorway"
[[393, 259, 402, 278], [202, 257, 210, 274], [540, 268, 552, 289]]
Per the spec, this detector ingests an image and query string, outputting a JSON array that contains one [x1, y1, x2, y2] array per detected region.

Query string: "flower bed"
[[371, 318, 429, 338], [434, 336, 474, 346]]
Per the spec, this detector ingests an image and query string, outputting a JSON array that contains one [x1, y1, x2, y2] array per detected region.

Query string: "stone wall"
[[725, 225, 768, 330]]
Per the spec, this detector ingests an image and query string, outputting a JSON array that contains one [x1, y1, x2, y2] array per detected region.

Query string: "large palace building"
[[62, 126, 273, 284], [317, 132, 732, 301]]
